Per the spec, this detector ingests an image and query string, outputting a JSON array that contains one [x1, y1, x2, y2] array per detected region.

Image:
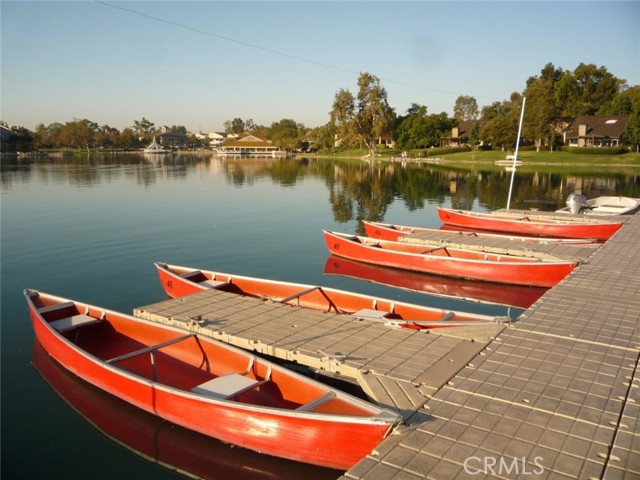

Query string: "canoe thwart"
[[295, 391, 336, 412], [105, 333, 196, 364], [278, 286, 322, 304]]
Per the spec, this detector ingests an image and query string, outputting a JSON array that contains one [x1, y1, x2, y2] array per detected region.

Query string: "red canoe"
[[437, 207, 622, 241], [155, 262, 503, 329], [323, 230, 577, 288], [31, 340, 338, 480], [363, 221, 596, 245], [323, 255, 547, 310], [25, 289, 401, 470]]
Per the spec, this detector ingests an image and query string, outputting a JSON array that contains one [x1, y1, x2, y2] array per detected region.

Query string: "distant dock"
[[134, 212, 639, 479]]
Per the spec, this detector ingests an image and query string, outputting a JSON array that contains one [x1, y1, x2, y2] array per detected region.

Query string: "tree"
[[33, 123, 52, 149], [330, 73, 395, 156], [244, 118, 256, 132], [624, 112, 640, 152], [481, 99, 515, 121], [57, 118, 99, 149], [330, 88, 356, 149], [453, 95, 479, 121], [468, 122, 481, 159], [119, 128, 137, 149], [555, 63, 625, 116], [395, 105, 453, 150], [524, 77, 558, 151], [224, 118, 245, 135], [599, 85, 640, 114], [169, 125, 187, 134], [270, 119, 305, 151], [355, 73, 395, 156], [94, 124, 119, 149], [394, 103, 429, 149], [306, 124, 336, 152], [132, 117, 154, 139], [522, 63, 564, 151], [481, 114, 517, 151]]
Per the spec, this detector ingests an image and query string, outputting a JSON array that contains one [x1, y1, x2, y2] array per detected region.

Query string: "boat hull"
[[25, 290, 399, 470], [555, 196, 640, 215], [323, 230, 576, 288], [438, 208, 622, 241], [155, 262, 500, 328]]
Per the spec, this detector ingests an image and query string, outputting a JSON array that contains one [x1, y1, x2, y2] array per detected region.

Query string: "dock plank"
[[400, 229, 597, 262]]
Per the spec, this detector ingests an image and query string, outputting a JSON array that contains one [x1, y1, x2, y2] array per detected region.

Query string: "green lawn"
[[440, 149, 640, 165], [310, 148, 640, 166]]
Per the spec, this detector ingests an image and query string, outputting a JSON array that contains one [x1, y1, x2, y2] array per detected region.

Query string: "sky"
[[2, 1, 639, 133]]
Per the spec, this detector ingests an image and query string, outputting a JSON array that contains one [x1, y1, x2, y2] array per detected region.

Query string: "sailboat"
[[143, 136, 170, 154]]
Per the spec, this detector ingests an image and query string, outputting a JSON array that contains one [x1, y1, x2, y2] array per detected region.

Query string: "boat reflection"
[[31, 340, 339, 480], [324, 255, 547, 310]]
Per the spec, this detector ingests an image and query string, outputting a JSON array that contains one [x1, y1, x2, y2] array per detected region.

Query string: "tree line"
[[3, 62, 639, 154], [326, 63, 640, 155]]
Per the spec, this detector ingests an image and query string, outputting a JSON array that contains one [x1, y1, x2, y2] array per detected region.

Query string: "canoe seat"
[[353, 308, 390, 321], [295, 391, 336, 412], [179, 270, 203, 280], [192, 374, 261, 399], [438, 311, 455, 322], [199, 279, 230, 289], [37, 301, 76, 314], [50, 314, 101, 333]]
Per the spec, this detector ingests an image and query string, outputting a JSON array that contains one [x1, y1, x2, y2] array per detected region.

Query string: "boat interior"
[[167, 265, 466, 322], [33, 298, 375, 417]]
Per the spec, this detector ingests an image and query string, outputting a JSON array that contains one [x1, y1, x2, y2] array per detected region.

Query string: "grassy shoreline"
[[305, 148, 640, 166]]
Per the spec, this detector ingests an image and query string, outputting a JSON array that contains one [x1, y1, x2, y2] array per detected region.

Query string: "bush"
[[567, 147, 628, 155]]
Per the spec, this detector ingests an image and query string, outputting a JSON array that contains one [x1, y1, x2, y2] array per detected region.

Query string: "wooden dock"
[[134, 213, 639, 479], [398, 229, 597, 262]]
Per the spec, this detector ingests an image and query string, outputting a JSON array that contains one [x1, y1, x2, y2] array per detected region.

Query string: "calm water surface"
[[2, 153, 638, 479]]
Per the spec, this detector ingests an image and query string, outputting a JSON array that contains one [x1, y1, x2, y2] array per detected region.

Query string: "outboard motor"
[[566, 193, 589, 214]]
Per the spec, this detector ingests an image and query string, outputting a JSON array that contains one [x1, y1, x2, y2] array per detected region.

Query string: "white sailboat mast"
[[506, 97, 526, 210]]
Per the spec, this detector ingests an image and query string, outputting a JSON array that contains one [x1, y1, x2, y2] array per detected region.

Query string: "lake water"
[[2, 153, 638, 479]]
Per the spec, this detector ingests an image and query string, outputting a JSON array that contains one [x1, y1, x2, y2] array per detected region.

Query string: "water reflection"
[[324, 255, 546, 310], [2, 154, 638, 224]]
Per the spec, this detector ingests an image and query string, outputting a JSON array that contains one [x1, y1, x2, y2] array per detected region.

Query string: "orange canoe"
[[437, 207, 622, 241], [155, 262, 504, 329], [25, 289, 401, 470], [323, 230, 577, 288]]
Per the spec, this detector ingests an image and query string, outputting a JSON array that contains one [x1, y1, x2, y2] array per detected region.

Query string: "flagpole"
[[506, 96, 526, 210]]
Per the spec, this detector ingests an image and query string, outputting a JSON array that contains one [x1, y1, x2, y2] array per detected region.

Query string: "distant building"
[[216, 135, 284, 156], [157, 132, 187, 149], [562, 114, 630, 148], [192, 131, 226, 147], [207, 132, 226, 147], [441, 120, 485, 147], [0, 124, 16, 142]]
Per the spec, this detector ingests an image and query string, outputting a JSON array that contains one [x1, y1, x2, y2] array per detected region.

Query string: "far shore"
[[3, 147, 640, 167]]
